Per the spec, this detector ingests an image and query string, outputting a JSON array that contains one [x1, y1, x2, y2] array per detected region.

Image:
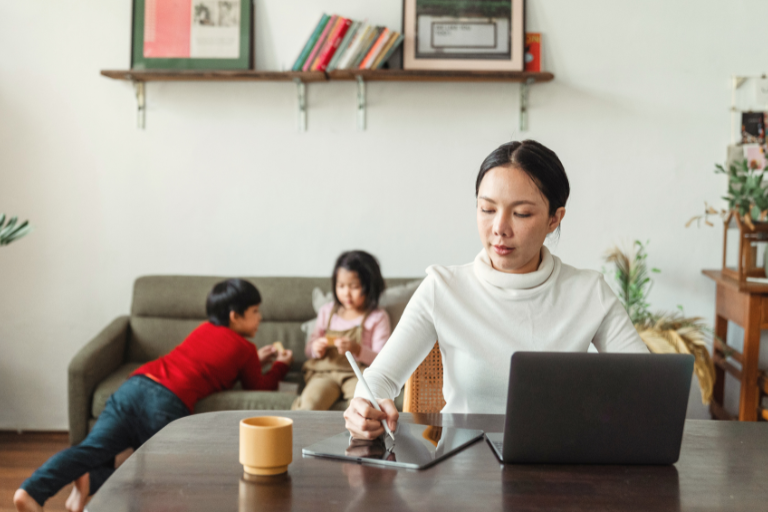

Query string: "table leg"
[[711, 315, 727, 418], [738, 295, 762, 421]]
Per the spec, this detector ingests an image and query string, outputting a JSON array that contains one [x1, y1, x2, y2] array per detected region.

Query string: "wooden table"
[[85, 411, 768, 512], [703, 270, 768, 421]]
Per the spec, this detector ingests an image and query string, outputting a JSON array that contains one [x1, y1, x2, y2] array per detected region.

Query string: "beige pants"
[[291, 371, 358, 411]]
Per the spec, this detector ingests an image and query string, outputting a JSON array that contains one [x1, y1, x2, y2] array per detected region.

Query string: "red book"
[[314, 17, 352, 72], [525, 33, 541, 72]]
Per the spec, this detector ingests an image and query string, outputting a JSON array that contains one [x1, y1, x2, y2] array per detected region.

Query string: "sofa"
[[68, 275, 419, 445]]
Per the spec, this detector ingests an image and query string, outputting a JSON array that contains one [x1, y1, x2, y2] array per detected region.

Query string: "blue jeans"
[[21, 375, 189, 506]]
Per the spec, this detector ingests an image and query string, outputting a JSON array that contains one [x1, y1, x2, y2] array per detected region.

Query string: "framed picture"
[[131, 0, 253, 70], [402, 0, 525, 71]]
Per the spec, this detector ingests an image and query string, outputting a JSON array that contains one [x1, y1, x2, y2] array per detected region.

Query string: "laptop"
[[485, 352, 693, 465]]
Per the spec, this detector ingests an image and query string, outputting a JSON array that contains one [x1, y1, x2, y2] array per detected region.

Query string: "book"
[[351, 26, 382, 70], [742, 112, 766, 145], [302, 14, 337, 72], [524, 33, 541, 72], [311, 16, 344, 70], [292, 14, 329, 71], [327, 20, 360, 71], [337, 24, 371, 70], [374, 33, 403, 69], [315, 17, 352, 71], [372, 32, 400, 69], [359, 28, 390, 69]]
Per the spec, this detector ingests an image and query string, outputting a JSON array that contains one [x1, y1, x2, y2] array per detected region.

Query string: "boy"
[[14, 278, 293, 512]]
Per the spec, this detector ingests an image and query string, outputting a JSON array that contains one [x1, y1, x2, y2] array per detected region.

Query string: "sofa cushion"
[[91, 363, 143, 418], [194, 390, 297, 413]]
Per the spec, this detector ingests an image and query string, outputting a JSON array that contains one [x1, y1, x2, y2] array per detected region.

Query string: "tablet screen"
[[302, 423, 483, 470]]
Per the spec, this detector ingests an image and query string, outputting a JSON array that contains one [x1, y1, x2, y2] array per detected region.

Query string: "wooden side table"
[[703, 270, 768, 421]]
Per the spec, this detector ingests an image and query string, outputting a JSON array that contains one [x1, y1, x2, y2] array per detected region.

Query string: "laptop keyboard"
[[492, 440, 504, 452]]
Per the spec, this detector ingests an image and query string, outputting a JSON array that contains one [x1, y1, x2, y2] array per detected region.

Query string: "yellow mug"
[[239, 416, 293, 476]]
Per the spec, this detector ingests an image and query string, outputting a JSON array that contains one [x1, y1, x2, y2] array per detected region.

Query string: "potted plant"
[[0, 213, 32, 246], [604, 241, 715, 404]]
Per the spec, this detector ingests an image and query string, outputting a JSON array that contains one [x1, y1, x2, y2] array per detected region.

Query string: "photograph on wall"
[[403, 0, 525, 71], [132, 0, 252, 70]]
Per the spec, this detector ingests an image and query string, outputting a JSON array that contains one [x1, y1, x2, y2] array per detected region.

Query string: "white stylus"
[[345, 351, 396, 442]]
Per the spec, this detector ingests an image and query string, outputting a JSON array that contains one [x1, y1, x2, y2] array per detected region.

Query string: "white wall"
[[1, 0, 764, 430]]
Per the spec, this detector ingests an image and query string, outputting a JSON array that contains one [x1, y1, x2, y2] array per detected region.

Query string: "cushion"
[[194, 390, 297, 413], [91, 363, 143, 418]]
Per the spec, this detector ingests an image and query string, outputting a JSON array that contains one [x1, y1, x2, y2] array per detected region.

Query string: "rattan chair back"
[[403, 342, 446, 413]]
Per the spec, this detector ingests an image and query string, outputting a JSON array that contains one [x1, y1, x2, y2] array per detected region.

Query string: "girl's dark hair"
[[332, 250, 385, 311], [206, 278, 262, 326], [475, 140, 570, 216]]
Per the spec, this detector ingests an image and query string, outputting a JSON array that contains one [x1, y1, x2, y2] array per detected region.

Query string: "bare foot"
[[13, 489, 43, 512], [64, 474, 90, 512]]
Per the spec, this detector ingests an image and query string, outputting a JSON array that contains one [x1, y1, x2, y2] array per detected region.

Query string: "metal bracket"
[[294, 78, 307, 132], [134, 81, 146, 130], [356, 76, 367, 131], [519, 78, 534, 132]]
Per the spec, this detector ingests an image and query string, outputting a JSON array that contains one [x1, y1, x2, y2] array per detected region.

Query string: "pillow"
[[309, 279, 422, 331]]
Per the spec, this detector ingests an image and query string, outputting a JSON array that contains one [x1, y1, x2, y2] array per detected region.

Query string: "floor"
[[0, 431, 71, 512]]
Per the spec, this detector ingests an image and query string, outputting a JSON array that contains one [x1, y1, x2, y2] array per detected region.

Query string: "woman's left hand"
[[335, 337, 361, 356]]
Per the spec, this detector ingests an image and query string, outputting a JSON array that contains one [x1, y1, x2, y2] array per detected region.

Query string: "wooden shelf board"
[[101, 69, 554, 84], [702, 269, 768, 293], [100, 69, 327, 83]]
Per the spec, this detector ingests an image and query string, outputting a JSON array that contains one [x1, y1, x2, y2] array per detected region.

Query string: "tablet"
[[301, 423, 484, 470]]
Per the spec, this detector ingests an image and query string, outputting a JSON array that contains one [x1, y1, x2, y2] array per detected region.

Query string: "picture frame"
[[402, 0, 525, 71], [131, 0, 253, 70]]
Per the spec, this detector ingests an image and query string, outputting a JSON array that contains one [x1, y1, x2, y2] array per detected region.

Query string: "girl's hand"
[[312, 338, 329, 358], [257, 345, 277, 364], [276, 349, 293, 366], [335, 337, 361, 356], [344, 397, 398, 440]]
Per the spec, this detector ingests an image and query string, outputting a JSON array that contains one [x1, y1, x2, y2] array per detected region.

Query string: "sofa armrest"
[[68, 316, 130, 445]]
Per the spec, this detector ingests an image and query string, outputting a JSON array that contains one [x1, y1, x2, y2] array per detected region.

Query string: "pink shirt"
[[305, 302, 391, 366]]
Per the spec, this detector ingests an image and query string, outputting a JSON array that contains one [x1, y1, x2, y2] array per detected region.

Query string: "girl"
[[292, 251, 391, 411], [344, 140, 649, 440]]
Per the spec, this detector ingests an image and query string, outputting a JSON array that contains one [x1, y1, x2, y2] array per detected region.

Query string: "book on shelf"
[[292, 14, 329, 71], [524, 33, 541, 72], [293, 16, 403, 72]]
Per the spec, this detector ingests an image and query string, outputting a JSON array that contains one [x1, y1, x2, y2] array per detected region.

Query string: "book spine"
[[524, 33, 541, 72], [371, 31, 398, 69], [338, 24, 370, 70], [351, 27, 381, 69], [374, 34, 403, 69], [360, 28, 390, 70], [310, 16, 343, 71], [328, 21, 359, 71], [292, 14, 329, 71], [316, 18, 352, 72], [302, 14, 337, 72]]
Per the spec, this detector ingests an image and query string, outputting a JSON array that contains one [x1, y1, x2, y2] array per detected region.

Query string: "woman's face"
[[336, 268, 367, 311], [476, 165, 565, 274]]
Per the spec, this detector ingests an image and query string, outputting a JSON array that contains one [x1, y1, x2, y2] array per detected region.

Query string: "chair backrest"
[[403, 342, 446, 413]]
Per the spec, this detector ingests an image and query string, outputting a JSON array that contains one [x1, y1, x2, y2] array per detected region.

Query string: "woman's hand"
[[335, 337, 361, 356], [344, 397, 398, 440], [276, 349, 293, 366], [257, 345, 277, 364], [312, 337, 329, 358]]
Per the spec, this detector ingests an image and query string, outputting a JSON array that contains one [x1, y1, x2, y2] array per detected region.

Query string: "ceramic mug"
[[239, 416, 293, 476]]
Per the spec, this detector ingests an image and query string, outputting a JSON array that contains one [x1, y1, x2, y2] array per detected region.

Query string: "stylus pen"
[[345, 351, 396, 442]]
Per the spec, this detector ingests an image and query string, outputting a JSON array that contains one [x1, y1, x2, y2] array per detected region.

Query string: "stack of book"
[[291, 14, 404, 72]]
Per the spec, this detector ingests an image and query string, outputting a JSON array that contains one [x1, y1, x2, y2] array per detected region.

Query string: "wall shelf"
[[100, 69, 554, 131]]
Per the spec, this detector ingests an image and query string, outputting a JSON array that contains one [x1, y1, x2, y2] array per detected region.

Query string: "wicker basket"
[[403, 342, 446, 413]]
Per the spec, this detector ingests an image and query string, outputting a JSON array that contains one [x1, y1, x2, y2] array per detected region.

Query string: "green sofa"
[[68, 275, 416, 445]]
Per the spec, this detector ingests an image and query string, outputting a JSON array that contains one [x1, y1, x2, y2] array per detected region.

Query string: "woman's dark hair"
[[331, 250, 386, 311], [475, 140, 570, 217], [206, 278, 262, 326]]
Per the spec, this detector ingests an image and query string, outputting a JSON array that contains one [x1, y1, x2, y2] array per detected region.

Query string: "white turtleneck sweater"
[[356, 247, 649, 414]]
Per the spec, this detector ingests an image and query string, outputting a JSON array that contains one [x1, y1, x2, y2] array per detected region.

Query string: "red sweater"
[[132, 322, 289, 412]]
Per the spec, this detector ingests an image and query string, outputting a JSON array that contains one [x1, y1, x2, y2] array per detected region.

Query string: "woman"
[[344, 140, 648, 439]]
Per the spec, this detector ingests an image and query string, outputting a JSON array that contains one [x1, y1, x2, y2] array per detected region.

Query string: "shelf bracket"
[[134, 81, 146, 130], [519, 78, 534, 132], [357, 76, 366, 131], [294, 78, 307, 132]]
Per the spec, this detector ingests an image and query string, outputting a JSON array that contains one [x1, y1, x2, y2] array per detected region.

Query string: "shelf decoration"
[[402, 0, 524, 71]]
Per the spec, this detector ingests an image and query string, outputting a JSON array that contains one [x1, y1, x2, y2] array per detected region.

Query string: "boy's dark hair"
[[331, 250, 385, 311], [206, 278, 262, 327]]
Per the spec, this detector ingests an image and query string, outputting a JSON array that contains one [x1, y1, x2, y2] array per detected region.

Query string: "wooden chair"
[[403, 342, 446, 413]]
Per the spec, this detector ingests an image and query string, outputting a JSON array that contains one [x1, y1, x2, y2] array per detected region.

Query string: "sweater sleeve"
[[593, 275, 650, 354], [355, 274, 439, 401], [239, 345, 290, 391], [356, 310, 391, 366]]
